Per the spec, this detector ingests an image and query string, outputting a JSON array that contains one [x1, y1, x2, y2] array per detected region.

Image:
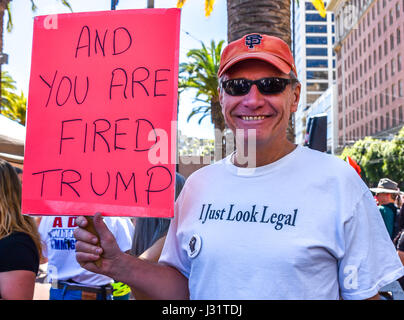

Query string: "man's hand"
[[74, 212, 123, 277], [74, 212, 189, 299]]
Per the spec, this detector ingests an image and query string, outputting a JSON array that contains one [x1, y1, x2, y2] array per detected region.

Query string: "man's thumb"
[[92, 212, 111, 239]]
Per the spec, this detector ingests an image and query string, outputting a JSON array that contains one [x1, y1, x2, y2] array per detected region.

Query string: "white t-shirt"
[[39, 216, 134, 286], [159, 145, 404, 299]]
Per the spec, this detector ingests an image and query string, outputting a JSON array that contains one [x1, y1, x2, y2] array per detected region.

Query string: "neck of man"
[[233, 136, 297, 168]]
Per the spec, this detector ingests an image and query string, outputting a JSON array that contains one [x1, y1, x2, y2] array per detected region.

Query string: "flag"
[[310, 0, 327, 18], [346, 156, 362, 176]]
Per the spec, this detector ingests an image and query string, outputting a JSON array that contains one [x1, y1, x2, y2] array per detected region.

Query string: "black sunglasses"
[[221, 77, 296, 96]]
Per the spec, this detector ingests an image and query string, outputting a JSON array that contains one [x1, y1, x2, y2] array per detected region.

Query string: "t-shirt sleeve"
[[158, 193, 190, 279], [338, 191, 404, 300], [0, 232, 39, 274]]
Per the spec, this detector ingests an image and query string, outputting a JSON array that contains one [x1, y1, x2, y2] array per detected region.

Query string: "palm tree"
[[1, 71, 26, 125], [0, 0, 72, 113], [179, 40, 226, 159], [226, 0, 295, 143]]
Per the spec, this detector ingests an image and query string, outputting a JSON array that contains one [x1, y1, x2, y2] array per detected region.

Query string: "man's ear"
[[218, 86, 224, 109], [290, 82, 301, 113]]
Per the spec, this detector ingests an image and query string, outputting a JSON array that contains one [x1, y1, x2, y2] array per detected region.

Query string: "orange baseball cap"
[[218, 33, 297, 78]]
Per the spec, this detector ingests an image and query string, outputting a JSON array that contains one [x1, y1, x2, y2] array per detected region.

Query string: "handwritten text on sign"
[[22, 9, 180, 217]]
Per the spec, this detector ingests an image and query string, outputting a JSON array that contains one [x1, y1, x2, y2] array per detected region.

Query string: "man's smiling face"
[[219, 59, 300, 148]]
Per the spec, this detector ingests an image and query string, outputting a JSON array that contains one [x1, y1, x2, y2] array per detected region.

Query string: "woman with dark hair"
[[0, 159, 41, 299]]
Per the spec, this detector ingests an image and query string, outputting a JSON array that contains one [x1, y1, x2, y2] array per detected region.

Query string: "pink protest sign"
[[22, 9, 180, 218]]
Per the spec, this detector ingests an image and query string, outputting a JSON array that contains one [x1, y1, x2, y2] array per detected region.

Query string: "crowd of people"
[[1, 33, 404, 300]]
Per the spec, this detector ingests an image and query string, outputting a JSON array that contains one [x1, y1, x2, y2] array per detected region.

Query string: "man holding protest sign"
[[74, 34, 404, 300]]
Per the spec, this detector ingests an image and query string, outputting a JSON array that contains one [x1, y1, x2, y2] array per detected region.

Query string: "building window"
[[391, 59, 395, 76], [385, 88, 389, 105], [380, 92, 384, 108], [305, 2, 317, 10], [397, 2, 401, 18], [392, 109, 397, 127], [384, 39, 388, 55], [385, 63, 389, 80], [379, 68, 383, 84], [389, 9, 394, 25], [398, 28, 401, 45], [398, 54, 402, 71], [391, 34, 395, 50], [399, 80, 403, 97], [306, 14, 327, 22], [383, 16, 387, 32], [306, 82, 329, 91], [379, 45, 382, 61], [375, 95, 378, 111], [392, 84, 396, 102], [306, 37, 327, 45], [306, 60, 328, 68], [399, 106, 403, 123], [380, 116, 384, 131], [386, 112, 390, 129], [369, 98, 373, 112], [306, 48, 328, 56], [375, 118, 378, 131], [306, 25, 327, 33]]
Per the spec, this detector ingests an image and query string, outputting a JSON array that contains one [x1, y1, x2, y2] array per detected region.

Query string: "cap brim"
[[218, 52, 292, 77], [370, 187, 400, 194]]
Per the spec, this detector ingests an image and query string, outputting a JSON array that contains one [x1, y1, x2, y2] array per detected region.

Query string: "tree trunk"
[[0, 1, 10, 114], [211, 99, 228, 160], [226, 0, 295, 143]]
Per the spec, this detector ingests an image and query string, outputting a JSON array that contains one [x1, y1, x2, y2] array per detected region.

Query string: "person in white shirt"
[[39, 215, 134, 300], [73, 33, 404, 300]]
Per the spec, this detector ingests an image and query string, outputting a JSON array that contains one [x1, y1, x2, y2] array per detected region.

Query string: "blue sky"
[[3, 0, 228, 139]]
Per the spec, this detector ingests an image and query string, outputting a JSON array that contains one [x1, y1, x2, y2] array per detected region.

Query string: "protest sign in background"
[[22, 9, 180, 218]]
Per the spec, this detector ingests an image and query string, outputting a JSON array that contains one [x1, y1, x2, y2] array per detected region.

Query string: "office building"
[[292, 0, 336, 144], [328, 0, 404, 150]]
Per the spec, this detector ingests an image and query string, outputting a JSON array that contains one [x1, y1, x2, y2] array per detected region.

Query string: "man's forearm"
[[112, 252, 189, 300]]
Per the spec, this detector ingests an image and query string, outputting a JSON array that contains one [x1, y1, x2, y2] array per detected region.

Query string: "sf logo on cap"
[[245, 34, 262, 49]]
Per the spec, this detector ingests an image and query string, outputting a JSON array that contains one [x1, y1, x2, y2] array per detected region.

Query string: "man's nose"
[[242, 84, 265, 109]]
